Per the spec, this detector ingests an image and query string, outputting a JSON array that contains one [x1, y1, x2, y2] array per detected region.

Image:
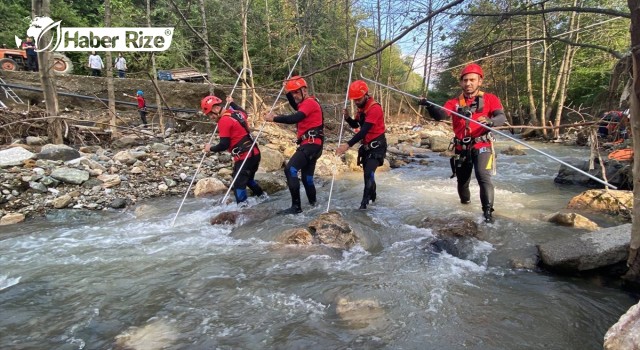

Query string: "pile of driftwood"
[[0, 108, 112, 146]]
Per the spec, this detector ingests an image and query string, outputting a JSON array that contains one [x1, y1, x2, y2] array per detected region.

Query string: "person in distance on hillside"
[[88, 51, 104, 76], [264, 76, 324, 215], [201, 95, 265, 208], [22, 37, 38, 72], [124, 90, 148, 128], [114, 53, 127, 78], [418, 63, 506, 223], [335, 80, 387, 210]]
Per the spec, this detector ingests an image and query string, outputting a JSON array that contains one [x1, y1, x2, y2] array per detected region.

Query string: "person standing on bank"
[[419, 63, 506, 223], [124, 90, 148, 127], [22, 37, 38, 72], [114, 53, 127, 78], [201, 95, 265, 207], [88, 51, 104, 76], [264, 76, 324, 214], [336, 80, 387, 210]]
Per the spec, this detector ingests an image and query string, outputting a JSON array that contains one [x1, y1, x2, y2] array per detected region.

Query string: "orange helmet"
[[201, 95, 222, 114], [348, 80, 368, 100], [284, 76, 307, 93], [460, 63, 483, 79]]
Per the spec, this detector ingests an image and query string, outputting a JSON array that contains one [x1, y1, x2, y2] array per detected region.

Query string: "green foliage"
[[0, 0, 629, 121]]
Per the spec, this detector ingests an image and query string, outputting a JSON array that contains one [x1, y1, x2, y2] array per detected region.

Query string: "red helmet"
[[284, 76, 307, 93], [460, 63, 483, 79], [201, 95, 222, 114], [348, 80, 368, 100]]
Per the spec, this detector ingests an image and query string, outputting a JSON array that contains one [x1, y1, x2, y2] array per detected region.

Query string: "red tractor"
[[0, 48, 73, 74]]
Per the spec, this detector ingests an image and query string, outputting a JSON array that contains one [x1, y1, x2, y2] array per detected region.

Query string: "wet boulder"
[[537, 224, 631, 273], [276, 211, 359, 250], [418, 216, 481, 238], [546, 212, 600, 231], [418, 216, 482, 260], [0, 212, 25, 225], [554, 159, 632, 190], [210, 211, 241, 225], [567, 189, 632, 218], [211, 207, 276, 226], [604, 300, 640, 350]]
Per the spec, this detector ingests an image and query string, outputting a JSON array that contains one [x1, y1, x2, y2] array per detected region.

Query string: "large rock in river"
[[537, 224, 631, 273], [603, 300, 640, 350]]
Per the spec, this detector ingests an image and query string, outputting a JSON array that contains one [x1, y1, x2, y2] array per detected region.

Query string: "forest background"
[[0, 0, 632, 138]]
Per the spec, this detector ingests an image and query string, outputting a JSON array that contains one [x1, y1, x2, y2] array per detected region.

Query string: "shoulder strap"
[[458, 91, 484, 113], [228, 111, 252, 136]]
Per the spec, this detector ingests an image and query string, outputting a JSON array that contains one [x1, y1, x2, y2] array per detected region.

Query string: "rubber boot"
[[370, 183, 377, 203], [359, 188, 371, 210], [483, 206, 494, 223], [279, 192, 302, 215]]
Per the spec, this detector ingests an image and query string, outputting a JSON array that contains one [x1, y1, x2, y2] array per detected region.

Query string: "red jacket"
[[296, 97, 323, 146], [443, 92, 503, 150], [355, 97, 385, 144], [218, 109, 259, 161]]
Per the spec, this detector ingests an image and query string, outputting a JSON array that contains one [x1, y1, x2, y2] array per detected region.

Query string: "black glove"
[[478, 117, 494, 127]]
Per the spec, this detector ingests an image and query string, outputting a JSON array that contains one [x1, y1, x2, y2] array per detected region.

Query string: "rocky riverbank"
[[0, 108, 456, 225]]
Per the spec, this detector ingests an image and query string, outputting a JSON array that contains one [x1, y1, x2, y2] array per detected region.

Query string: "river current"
[[0, 140, 637, 349]]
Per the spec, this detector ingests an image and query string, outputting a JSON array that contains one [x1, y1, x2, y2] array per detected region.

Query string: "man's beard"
[[356, 96, 368, 108]]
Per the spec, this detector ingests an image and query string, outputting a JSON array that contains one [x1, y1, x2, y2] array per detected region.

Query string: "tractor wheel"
[[0, 58, 18, 71], [52, 53, 73, 74]]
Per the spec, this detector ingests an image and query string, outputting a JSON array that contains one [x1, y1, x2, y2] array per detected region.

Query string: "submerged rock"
[[418, 216, 480, 238], [275, 211, 359, 250], [113, 318, 179, 350], [335, 297, 387, 331], [546, 212, 600, 231]]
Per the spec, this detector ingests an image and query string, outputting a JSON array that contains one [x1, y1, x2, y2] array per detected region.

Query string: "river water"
[[0, 141, 637, 349]]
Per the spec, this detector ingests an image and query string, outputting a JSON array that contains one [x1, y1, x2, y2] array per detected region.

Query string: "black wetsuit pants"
[[359, 144, 387, 207], [455, 147, 494, 211], [284, 144, 323, 210], [232, 153, 263, 203]]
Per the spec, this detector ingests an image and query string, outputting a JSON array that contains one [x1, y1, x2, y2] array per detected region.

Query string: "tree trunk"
[[241, 0, 249, 106], [540, 3, 549, 134], [552, 3, 580, 139], [32, 0, 62, 144], [624, 0, 640, 285], [105, 0, 117, 139], [525, 0, 540, 129], [147, 0, 164, 132], [199, 0, 213, 95]]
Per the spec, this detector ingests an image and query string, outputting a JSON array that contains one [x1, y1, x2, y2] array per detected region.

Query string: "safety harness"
[[228, 111, 256, 158], [356, 101, 386, 166], [449, 91, 497, 178], [297, 125, 324, 145], [295, 97, 324, 146]]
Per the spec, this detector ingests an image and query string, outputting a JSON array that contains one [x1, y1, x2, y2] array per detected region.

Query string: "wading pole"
[[326, 28, 367, 212], [220, 45, 307, 205], [171, 68, 253, 227], [360, 73, 618, 189]]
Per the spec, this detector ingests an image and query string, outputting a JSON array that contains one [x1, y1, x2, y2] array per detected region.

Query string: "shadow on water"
[[0, 140, 637, 349]]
